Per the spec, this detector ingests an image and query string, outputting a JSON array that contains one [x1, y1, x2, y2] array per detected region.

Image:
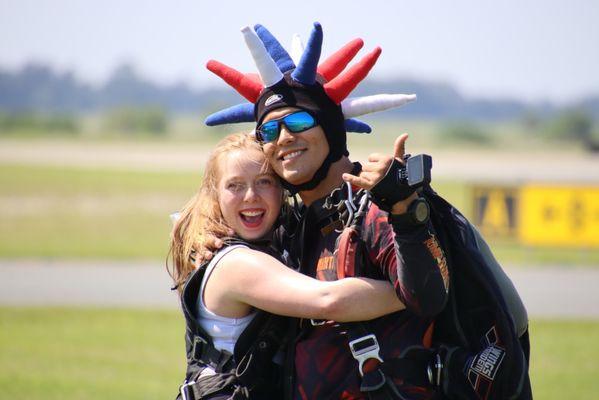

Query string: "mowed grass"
[[0, 164, 199, 259], [0, 307, 186, 400], [530, 319, 599, 398], [1, 163, 597, 265], [0, 307, 597, 400], [0, 164, 464, 260]]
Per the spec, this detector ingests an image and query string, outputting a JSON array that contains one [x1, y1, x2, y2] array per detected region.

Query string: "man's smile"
[[278, 148, 306, 162]]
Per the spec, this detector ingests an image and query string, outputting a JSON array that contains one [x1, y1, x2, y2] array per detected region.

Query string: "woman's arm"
[[205, 247, 404, 322]]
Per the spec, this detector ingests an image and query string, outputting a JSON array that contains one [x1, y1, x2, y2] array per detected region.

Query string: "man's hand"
[[192, 228, 233, 268], [342, 133, 417, 215]]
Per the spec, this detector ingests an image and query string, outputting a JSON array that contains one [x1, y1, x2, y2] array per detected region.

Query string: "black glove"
[[370, 155, 432, 212], [370, 158, 414, 211]]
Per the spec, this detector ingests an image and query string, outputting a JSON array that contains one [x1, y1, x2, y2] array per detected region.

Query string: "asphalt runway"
[[1, 260, 598, 318]]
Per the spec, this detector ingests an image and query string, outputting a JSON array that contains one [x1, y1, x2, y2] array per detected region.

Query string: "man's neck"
[[298, 156, 354, 206]]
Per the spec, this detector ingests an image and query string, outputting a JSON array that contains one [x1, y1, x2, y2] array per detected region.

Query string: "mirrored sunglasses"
[[256, 111, 318, 143]]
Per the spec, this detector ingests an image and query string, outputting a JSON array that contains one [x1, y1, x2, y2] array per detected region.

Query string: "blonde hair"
[[167, 132, 274, 292]]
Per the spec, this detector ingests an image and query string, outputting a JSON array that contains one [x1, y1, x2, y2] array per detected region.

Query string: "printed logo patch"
[[265, 94, 284, 107], [316, 255, 336, 281], [424, 235, 449, 292], [470, 345, 506, 380], [466, 325, 506, 397]]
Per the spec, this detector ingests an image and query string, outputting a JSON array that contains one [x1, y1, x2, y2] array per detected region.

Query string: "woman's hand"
[[208, 248, 405, 321]]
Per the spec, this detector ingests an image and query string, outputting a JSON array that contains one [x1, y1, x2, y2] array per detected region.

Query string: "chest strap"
[[188, 334, 234, 372]]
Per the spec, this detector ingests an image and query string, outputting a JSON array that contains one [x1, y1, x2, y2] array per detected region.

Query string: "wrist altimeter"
[[389, 197, 430, 226], [370, 154, 433, 212]]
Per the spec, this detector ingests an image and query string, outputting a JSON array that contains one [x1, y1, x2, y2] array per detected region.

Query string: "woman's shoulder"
[[215, 243, 263, 268]]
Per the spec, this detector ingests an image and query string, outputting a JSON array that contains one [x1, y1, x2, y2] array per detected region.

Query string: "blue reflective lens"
[[256, 111, 317, 143], [258, 121, 280, 143]]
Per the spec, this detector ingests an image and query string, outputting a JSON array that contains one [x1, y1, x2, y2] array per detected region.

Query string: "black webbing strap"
[[342, 322, 439, 400], [189, 334, 234, 373], [340, 322, 393, 399], [179, 371, 243, 400]]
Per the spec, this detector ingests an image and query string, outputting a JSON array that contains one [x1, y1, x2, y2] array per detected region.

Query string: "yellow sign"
[[472, 186, 518, 237], [518, 185, 599, 247]]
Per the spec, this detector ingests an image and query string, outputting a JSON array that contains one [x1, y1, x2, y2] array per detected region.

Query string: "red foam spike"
[[324, 47, 382, 104], [206, 60, 262, 102], [246, 72, 263, 85], [317, 38, 364, 82]]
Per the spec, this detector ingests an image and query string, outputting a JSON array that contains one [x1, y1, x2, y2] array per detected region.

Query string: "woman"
[[168, 132, 403, 399]]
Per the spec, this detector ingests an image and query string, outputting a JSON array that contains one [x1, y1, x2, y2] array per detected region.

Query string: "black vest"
[[177, 240, 290, 400]]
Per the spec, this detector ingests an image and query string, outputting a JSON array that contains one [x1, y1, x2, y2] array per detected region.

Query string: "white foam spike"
[[241, 26, 283, 88], [341, 94, 417, 118], [290, 33, 305, 66]]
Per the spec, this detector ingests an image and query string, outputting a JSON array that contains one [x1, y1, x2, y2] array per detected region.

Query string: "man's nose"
[[277, 125, 295, 145]]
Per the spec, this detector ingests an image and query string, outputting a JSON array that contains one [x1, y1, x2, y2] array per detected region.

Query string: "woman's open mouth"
[[239, 209, 266, 229]]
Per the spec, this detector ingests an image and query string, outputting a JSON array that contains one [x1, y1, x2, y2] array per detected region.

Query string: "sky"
[[1, 0, 598, 104]]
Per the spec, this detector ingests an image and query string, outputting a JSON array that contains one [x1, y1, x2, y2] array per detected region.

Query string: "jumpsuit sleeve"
[[363, 204, 450, 317]]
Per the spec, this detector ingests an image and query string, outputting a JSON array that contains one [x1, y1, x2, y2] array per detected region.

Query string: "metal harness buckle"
[[179, 380, 196, 400], [426, 353, 443, 387], [348, 334, 383, 376], [191, 335, 207, 362]]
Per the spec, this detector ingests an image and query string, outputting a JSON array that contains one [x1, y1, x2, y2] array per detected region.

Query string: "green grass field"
[[0, 307, 597, 399], [1, 162, 597, 264], [0, 164, 197, 259]]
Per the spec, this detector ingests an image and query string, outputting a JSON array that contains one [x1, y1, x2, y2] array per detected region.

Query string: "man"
[[206, 23, 450, 399], [205, 21, 533, 400]]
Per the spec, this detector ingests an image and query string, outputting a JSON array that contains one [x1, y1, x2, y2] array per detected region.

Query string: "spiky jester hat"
[[205, 22, 416, 193]]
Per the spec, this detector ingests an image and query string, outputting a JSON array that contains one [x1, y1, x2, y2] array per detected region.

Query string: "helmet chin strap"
[[279, 149, 341, 194]]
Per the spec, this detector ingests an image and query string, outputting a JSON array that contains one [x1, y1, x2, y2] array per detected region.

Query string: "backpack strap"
[[424, 188, 532, 400]]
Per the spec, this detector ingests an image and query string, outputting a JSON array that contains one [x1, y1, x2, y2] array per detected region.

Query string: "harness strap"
[[336, 226, 358, 279], [333, 192, 437, 399], [342, 321, 395, 398], [179, 372, 246, 400], [333, 192, 400, 399], [188, 334, 234, 373]]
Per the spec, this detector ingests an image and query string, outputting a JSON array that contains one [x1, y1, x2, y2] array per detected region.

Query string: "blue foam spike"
[[205, 103, 255, 126], [254, 24, 295, 73], [291, 22, 322, 85], [345, 118, 372, 134]]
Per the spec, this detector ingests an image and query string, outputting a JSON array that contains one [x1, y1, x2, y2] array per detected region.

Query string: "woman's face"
[[217, 149, 282, 241]]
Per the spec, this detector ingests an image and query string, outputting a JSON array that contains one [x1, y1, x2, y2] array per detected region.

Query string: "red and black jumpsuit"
[[279, 186, 450, 400]]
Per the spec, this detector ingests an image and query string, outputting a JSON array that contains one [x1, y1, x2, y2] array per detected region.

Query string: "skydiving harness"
[[317, 183, 440, 399], [311, 183, 531, 400], [177, 239, 290, 400]]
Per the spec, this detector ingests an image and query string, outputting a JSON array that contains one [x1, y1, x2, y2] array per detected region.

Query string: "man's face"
[[261, 107, 329, 186]]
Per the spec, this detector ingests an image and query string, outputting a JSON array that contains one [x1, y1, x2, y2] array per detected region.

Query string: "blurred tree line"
[[103, 106, 167, 135], [4, 62, 599, 120], [547, 110, 598, 150], [0, 106, 169, 136], [0, 112, 78, 134], [1, 63, 599, 149]]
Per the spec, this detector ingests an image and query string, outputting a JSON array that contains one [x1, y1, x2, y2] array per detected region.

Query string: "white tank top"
[[197, 244, 257, 354]]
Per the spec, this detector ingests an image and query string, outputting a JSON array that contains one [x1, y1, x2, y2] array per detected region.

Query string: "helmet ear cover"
[[255, 75, 348, 193]]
